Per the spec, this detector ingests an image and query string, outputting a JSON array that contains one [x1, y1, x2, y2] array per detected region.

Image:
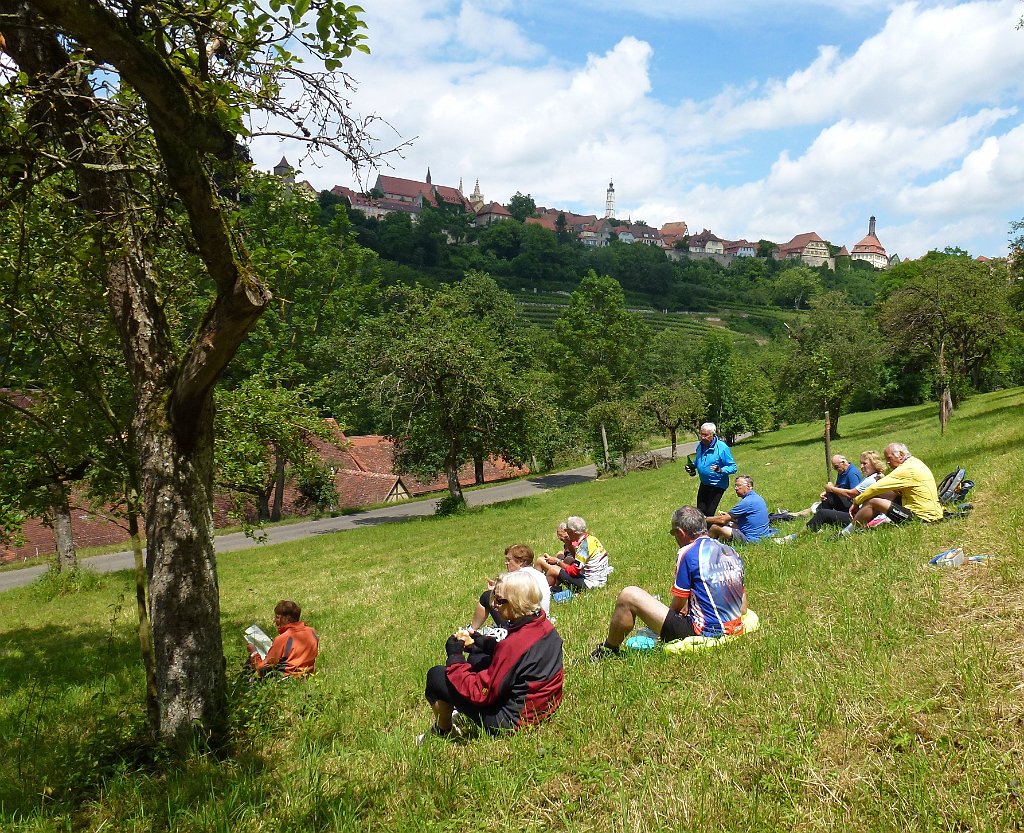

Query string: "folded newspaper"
[[244, 624, 274, 659]]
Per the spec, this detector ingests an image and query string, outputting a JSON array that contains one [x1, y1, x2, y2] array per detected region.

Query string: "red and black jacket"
[[446, 612, 563, 731]]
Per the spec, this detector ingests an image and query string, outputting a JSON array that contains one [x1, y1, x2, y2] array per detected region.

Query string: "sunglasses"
[[492, 594, 509, 607]]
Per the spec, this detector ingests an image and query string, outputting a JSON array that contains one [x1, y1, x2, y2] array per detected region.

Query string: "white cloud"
[[455, 2, 542, 60]]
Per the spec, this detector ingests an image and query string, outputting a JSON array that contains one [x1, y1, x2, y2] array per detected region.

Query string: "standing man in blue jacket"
[[689, 422, 737, 517]]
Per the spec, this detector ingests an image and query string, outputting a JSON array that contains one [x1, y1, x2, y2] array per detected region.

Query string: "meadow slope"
[[1, 388, 1022, 832]]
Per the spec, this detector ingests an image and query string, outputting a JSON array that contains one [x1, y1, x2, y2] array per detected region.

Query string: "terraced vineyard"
[[513, 293, 798, 344]]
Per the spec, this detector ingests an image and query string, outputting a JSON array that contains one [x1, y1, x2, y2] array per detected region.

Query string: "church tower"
[[604, 179, 615, 219], [469, 179, 485, 212], [425, 167, 432, 185], [274, 156, 295, 184]]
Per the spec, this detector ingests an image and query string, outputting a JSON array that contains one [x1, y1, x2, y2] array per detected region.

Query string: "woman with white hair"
[[420, 570, 563, 741], [691, 422, 737, 516]]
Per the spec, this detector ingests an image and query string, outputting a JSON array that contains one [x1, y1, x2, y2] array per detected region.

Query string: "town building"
[[778, 232, 833, 268], [850, 216, 890, 269]]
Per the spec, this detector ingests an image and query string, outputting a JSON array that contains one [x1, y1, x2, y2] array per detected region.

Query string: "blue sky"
[[252, 0, 1024, 258]]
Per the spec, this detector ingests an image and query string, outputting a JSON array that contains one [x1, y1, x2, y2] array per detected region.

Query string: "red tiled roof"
[[526, 216, 558, 231], [433, 184, 467, 205], [779, 231, 826, 253], [478, 202, 512, 217], [375, 175, 432, 200], [851, 234, 886, 255]]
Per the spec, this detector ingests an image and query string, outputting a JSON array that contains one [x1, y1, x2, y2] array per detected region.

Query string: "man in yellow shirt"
[[851, 443, 943, 527]]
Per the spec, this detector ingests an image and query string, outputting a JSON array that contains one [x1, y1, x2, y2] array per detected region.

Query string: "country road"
[[0, 442, 700, 593]]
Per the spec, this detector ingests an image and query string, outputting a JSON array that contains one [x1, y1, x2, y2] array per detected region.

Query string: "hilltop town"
[[276, 158, 900, 271]]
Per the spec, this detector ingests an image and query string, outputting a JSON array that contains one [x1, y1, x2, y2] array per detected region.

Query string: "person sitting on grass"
[[783, 454, 864, 519], [850, 442, 943, 528], [538, 515, 612, 592], [591, 506, 746, 660], [421, 570, 563, 742], [774, 451, 889, 542], [470, 544, 551, 636], [247, 600, 319, 678], [706, 475, 776, 544]]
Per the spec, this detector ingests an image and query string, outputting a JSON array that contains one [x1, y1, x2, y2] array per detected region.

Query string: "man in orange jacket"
[[247, 600, 319, 678]]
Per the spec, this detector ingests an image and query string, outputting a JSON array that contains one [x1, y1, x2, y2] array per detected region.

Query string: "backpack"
[[937, 468, 974, 505]]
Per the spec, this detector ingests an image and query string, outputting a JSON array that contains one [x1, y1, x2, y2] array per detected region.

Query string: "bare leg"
[[708, 524, 734, 542], [853, 497, 892, 527], [606, 586, 672, 649], [470, 601, 488, 631]]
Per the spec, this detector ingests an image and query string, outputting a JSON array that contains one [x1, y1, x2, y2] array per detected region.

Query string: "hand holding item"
[[446, 634, 468, 656]]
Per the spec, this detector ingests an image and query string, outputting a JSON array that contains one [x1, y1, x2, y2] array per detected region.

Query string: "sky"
[[250, 0, 1024, 259]]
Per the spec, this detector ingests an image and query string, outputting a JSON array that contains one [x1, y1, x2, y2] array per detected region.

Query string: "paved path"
[[0, 442, 698, 593]]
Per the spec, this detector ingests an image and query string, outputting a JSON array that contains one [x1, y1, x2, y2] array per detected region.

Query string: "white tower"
[[604, 179, 615, 219]]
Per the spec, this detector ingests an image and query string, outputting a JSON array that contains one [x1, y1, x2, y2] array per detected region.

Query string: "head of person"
[[670, 505, 708, 544], [884, 443, 910, 469], [734, 474, 754, 496], [565, 516, 587, 542], [504, 543, 535, 571], [859, 450, 888, 476], [492, 570, 542, 619], [698, 422, 717, 445], [555, 522, 570, 545], [831, 455, 850, 473], [274, 600, 301, 626]]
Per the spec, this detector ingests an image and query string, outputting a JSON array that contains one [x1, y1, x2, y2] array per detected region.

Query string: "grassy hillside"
[[1, 388, 1022, 832]]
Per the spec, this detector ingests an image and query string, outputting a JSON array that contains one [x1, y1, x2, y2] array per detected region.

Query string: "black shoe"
[[589, 642, 621, 663]]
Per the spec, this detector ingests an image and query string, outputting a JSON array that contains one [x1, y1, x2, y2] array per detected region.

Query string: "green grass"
[[1, 388, 1022, 831]]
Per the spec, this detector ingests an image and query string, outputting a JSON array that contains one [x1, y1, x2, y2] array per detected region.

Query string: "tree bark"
[[271, 447, 286, 521], [473, 453, 485, 486], [128, 507, 159, 737], [45, 480, 76, 572], [670, 428, 678, 461], [445, 462, 465, 505]]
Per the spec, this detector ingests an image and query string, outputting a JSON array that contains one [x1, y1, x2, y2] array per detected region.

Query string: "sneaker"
[[416, 722, 462, 745], [773, 533, 798, 545], [589, 642, 621, 662]]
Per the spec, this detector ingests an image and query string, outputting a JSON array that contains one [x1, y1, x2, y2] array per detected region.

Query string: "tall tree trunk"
[[46, 480, 76, 572], [138, 400, 226, 747], [473, 453, 485, 486], [271, 446, 285, 521], [938, 338, 952, 434], [445, 462, 465, 505], [823, 409, 833, 484], [600, 422, 610, 472], [128, 507, 159, 737], [669, 428, 678, 461]]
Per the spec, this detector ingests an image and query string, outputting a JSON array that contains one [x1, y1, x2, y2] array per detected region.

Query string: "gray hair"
[[700, 422, 717, 435], [736, 474, 754, 488], [566, 516, 587, 534], [671, 506, 708, 537], [888, 442, 910, 459]]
